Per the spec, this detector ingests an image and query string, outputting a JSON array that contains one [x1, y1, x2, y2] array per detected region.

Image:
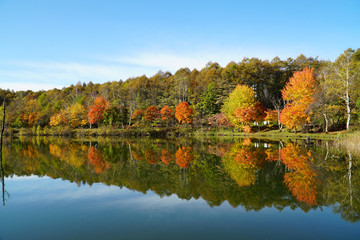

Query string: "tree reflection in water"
[[0, 137, 359, 222]]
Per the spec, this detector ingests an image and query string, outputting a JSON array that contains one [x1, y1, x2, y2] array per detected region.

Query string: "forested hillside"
[[0, 48, 359, 135]]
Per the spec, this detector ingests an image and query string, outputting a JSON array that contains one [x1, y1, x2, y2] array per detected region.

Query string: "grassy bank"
[[191, 129, 342, 140], [338, 131, 360, 155], [11, 126, 192, 138], [10, 126, 346, 140]]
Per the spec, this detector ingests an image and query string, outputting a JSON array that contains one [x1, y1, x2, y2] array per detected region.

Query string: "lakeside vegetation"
[[0, 48, 360, 138]]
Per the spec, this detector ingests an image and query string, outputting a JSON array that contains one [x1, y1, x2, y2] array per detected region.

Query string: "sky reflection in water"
[[0, 138, 359, 239]]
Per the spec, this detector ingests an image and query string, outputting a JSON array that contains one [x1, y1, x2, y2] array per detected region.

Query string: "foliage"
[[88, 146, 109, 174], [175, 102, 194, 124], [280, 143, 318, 206], [208, 113, 231, 129], [175, 146, 194, 168], [144, 106, 159, 122], [280, 68, 317, 132], [221, 84, 256, 127], [280, 103, 309, 131], [88, 96, 109, 126], [2, 49, 360, 133], [264, 109, 278, 123], [197, 83, 220, 116], [233, 102, 265, 125], [132, 109, 144, 121], [160, 105, 174, 124], [282, 67, 317, 106], [69, 103, 88, 128]]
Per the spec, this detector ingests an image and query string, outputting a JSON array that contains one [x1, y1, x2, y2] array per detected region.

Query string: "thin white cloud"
[[0, 61, 159, 91], [112, 53, 207, 71], [0, 47, 293, 91]]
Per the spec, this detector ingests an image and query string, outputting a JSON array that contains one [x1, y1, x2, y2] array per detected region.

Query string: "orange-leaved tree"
[[280, 68, 317, 133], [280, 104, 309, 132], [88, 96, 109, 128], [144, 106, 159, 122], [175, 102, 194, 124], [160, 105, 174, 124], [233, 102, 265, 132], [264, 109, 278, 124], [282, 67, 317, 106], [131, 109, 144, 121]]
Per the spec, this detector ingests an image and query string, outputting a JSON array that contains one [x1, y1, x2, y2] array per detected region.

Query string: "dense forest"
[[0, 48, 359, 135]]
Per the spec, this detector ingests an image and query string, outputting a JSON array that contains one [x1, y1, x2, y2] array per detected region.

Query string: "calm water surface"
[[0, 137, 359, 239]]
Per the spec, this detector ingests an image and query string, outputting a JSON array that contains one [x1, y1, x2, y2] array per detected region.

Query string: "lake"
[[0, 137, 359, 239]]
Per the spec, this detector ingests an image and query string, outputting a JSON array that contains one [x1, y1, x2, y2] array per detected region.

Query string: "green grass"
[[13, 125, 358, 142], [191, 128, 342, 140]]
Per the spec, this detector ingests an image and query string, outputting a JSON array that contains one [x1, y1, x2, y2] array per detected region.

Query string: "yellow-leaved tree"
[[221, 84, 259, 130]]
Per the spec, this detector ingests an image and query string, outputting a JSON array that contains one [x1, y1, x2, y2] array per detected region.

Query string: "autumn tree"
[[221, 84, 257, 128], [49, 112, 67, 127], [144, 106, 159, 122], [88, 96, 109, 128], [208, 113, 231, 129], [264, 109, 278, 124], [131, 109, 144, 124], [175, 102, 194, 124], [68, 103, 88, 128], [160, 105, 174, 124], [280, 68, 317, 133], [233, 102, 265, 132], [280, 104, 308, 133], [282, 67, 317, 106]]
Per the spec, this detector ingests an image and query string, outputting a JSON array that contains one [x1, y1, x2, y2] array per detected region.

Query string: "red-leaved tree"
[[88, 97, 109, 128], [144, 106, 159, 122]]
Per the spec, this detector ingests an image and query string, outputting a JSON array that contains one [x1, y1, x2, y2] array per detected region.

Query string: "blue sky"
[[0, 0, 359, 91]]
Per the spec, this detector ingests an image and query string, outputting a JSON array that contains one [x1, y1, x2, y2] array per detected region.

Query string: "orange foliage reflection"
[[265, 148, 279, 162], [144, 149, 158, 164], [280, 143, 318, 206], [160, 149, 174, 165], [88, 146, 109, 174], [175, 146, 194, 168]]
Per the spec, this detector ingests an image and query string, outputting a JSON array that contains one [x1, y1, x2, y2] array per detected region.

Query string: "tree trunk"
[[345, 67, 351, 130], [0, 99, 5, 154], [323, 113, 328, 134], [0, 99, 6, 206], [277, 109, 283, 132], [346, 102, 351, 131], [348, 150, 353, 208]]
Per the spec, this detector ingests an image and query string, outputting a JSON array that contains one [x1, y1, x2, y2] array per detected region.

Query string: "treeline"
[[0, 48, 359, 134]]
